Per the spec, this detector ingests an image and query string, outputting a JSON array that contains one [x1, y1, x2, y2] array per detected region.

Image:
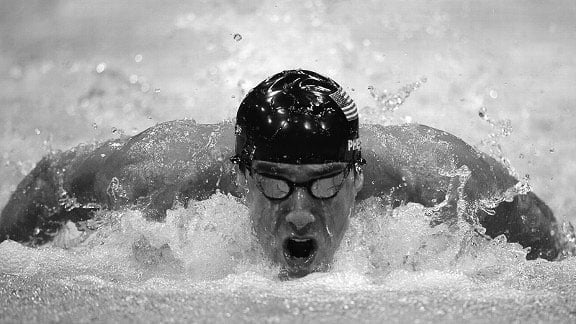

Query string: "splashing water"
[[1, 191, 576, 322], [369, 77, 428, 112], [361, 78, 427, 125], [468, 106, 576, 255], [477, 106, 514, 170]]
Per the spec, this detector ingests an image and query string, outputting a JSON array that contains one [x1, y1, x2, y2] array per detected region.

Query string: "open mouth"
[[282, 237, 318, 269]]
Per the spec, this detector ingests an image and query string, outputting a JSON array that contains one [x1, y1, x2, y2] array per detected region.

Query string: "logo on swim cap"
[[232, 69, 364, 166], [329, 87, 358, 121]]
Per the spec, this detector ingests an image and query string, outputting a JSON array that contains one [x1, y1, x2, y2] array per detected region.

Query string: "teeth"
[[292, 238, 310, 242]]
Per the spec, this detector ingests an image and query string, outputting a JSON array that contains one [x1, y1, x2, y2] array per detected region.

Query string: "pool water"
[[1, 195, 575, 322], [1, 1, 575, 322]]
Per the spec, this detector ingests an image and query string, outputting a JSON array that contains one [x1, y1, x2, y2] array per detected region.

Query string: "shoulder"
[[358, 123, 517, 204], [360, 123, 471, 150]]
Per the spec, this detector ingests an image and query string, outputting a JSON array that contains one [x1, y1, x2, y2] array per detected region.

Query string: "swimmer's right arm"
[[0, 120, 240, 244], [0, 138, 127, 244]]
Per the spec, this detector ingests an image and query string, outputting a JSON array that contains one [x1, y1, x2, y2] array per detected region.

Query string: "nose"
[[286, 210, 316, 231], [285, 187, 316, 231]]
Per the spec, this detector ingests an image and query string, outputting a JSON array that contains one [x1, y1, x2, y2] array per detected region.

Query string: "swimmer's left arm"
[[359, 123, 562, 260]]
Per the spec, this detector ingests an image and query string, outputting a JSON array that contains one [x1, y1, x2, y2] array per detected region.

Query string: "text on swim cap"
[[347, 138, 361, 151]]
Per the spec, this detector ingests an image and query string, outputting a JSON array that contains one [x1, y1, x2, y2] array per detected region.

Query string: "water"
[[1, 195, 575, 322], [1, 0, 576, 322]]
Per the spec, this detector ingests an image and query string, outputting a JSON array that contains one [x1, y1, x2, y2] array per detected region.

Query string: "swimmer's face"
[[239, 160, 363, 278]]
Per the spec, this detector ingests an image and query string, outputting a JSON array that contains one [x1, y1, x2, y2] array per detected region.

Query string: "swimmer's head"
[[232, 70, 364, 279], [231, 69, 364, 169]]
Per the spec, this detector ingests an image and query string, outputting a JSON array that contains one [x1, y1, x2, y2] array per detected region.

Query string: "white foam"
[[0, 193, 573, 295]]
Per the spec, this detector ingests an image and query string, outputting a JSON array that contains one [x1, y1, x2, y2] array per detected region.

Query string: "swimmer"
[[0, 70, 564, 278]]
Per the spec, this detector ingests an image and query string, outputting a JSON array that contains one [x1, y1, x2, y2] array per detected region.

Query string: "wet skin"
[[240, 160, 364, 278]]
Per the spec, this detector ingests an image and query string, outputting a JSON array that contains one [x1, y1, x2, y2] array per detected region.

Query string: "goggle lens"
[[253, 168, 349, 200]]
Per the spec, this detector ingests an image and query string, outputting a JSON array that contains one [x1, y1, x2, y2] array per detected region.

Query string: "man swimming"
[[0, 70, 564, 278]]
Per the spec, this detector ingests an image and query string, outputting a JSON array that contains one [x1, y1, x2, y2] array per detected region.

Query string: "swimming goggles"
[[250, 166, 351, 200]]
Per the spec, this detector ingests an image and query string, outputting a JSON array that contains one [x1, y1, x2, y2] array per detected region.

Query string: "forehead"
[[251, 160, 348, 182]]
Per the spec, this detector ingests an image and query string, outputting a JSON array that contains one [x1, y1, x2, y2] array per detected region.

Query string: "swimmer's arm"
[[0, 120, 240, 243], [0, 139, 127, 244], [93, 120, 240, 220], [360, 123, 561, 260]]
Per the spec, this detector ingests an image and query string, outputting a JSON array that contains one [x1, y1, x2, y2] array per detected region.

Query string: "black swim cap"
[[232, 69, 363, 166]]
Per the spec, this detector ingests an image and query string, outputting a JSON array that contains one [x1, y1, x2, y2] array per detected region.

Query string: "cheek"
[[328, 200, 352, 230], [324, 183, 355, 235], [246, 180, 277, 237], [249, 194, 280, 237]]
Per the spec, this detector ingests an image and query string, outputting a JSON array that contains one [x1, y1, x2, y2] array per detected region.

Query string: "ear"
[[354, 169, 364, 193]]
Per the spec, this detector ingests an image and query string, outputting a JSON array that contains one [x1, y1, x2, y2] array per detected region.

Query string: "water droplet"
[[34, 128, 41, 135], [233, 33, 243, 41], [96, 62, 107, 73], [549, 147, 555, 153], [489, 89, 498, 99], [478, 106, 487, 119], [129, 74, 138, 84], [519, 153, 524, 159], [154, 88, 161, 93], [92, 123, 98, 129], [134, 54, 143, 63], [362, 39, 371, 47], [112, 127, 118, 134]]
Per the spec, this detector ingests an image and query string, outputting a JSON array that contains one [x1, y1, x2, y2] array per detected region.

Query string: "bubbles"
[[489, 89, 498, 99], [95, 62, 107, 74], [134, 54, 143, 63], [34, 128, 41, 135], [233, 33, 243, 41]]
